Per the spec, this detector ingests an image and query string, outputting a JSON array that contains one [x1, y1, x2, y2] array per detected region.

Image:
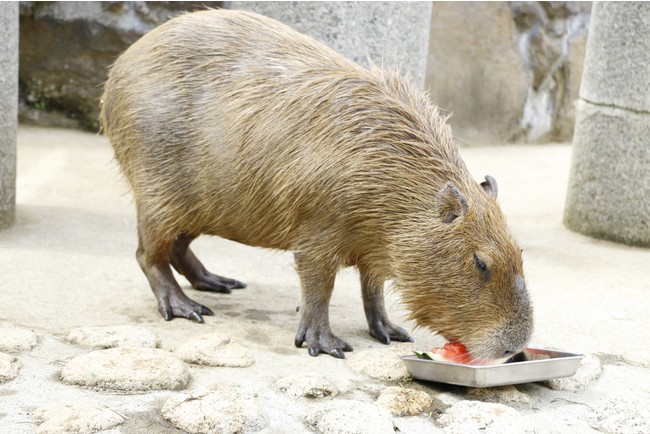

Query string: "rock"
[[564, 1, 650, 247], [0, 325, 38, 352], [66, 325, 158, 348], [34, 400, 125, 434], [346, 343, 415, 382], [466, 385, 533, 408], [437, 400, 534, 434], [0, 352, 20, 383], [305, 400, 394, 434], [161, 385, 268, 434], [18, 1, 223, 130], [176, 333, 254, 367], [426, 2, 528, 145], [375, 386, 432, 417], [61, 347, 188, 391], [275, 374, 338, 398], [590, 397, 650, 434], [544, 353, 601, 392]]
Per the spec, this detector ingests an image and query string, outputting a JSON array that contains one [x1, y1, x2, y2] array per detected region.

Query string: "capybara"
[[100, 9, 533, 360]]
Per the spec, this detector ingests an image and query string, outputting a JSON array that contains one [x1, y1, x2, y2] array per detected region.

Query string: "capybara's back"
[[101, 9, 533, 361]]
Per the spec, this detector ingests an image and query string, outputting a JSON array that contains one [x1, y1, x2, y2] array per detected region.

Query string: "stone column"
[[227, 1, 432, 89], [564, 2, 650, 246], [0, 2, 19, 229]]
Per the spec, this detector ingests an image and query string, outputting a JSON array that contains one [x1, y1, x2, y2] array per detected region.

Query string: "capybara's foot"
[[368, 318, 413, 345], [191, 272, 247, 293], [294, 320, 353, 358], [156, 290, 214, 323]]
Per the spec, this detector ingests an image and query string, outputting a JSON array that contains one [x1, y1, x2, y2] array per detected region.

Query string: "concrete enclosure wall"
[[564, 2, 650, 247], [426, 2, 591, 145], [0, 2, 19, 229], [229, 1, 432, 89], [17, 1, 592, 145]]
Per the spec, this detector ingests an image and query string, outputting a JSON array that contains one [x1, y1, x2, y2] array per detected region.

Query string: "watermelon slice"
[[415, 342, 474, 364]]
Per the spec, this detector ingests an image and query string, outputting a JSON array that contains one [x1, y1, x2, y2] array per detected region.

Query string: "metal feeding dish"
[[402, 348, 584, 388]]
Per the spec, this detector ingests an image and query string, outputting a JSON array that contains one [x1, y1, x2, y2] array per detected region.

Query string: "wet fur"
[[101, 9, 532, 359]]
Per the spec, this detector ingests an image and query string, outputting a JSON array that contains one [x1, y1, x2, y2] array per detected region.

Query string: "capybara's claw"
[[368, 318, 413, 345], [296, 321, 353, 358], [192, 273, 246, 293], [189, 311, 204, 323], [156, 292, 214, 323]]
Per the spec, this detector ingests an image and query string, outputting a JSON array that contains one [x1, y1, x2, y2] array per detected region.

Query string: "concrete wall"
[[564, 2, 650, 247], [0, 2, 19, 229], [17, 1, 591, 145], [229, 1, 432, 89], [426, 2, 591, 145]]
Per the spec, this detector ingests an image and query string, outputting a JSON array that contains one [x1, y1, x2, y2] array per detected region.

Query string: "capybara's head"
[[397, 175, 533, 363]]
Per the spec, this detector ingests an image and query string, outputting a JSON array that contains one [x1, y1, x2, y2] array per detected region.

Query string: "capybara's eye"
[[474, 254, 489, 279]]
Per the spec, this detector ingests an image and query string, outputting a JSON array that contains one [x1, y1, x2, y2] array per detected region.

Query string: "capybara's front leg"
[[360, 267, 413, 344], [136, 229, 213, 322], [293, 252, 353, 358], [170, 234, 247, 293]]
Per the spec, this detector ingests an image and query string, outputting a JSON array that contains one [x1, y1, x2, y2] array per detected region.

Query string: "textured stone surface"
[[427, 2, 527, 145], [0, 326, 38, 353], [161, 385, 268, 433], [61, 347, 189, 391], [375, 386, 433, 417], [176, 333, 253, 367], [545, 353, 601, 392], [427, 1, 590, 144], [467, 385, 533, 408], [438, 400, 533, 433], [66, 325, 158, 348], [578, 2, 650, 112], [275, 374, 338, 398], [34, 400, 125, 434], [0, 2, 18, 229], [590, 397, 650, 434], [346, 343, 415, 382], [305, 400, 394, 434], [231, 1, 432, 89], [564, 102, 650, 246], [564, 2, 650, 247], [0, 352, 20, 383], [18, 1, 223, 130]]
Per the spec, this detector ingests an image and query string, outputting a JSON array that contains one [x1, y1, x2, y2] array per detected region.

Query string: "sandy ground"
[[1, 126, 649, 433]]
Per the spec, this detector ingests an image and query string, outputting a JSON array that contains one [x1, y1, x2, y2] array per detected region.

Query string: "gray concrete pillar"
[[564, 2, 650, 246], [228, 1, 432, 89], [0, 2, 19, 229]]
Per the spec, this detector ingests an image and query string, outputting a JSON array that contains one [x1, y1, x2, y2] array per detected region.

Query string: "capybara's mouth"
[[446, 340, 509, 366]]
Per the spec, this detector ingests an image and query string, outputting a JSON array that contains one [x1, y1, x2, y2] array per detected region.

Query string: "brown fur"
[[100, 9, 533, 360]]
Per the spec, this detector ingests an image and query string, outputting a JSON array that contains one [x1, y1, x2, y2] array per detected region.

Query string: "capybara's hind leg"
[[360, 267, 413, 344], [170, 234, 246, 293], [136, 227, 214, 322], [293, 252, 353, 358]]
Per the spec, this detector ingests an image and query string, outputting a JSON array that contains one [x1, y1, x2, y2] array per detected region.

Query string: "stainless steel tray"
[[402, 348, 583, 388]]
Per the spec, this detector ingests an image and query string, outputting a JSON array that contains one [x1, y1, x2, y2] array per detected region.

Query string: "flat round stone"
[[0, 352, 20, 383], [61, 347, 189, 391], [0, 326, 38, 353], [66, 325, 159, 348], [161, 385, 268, 433], [34, 400, 125, 434], [176, 333, 253, 367]]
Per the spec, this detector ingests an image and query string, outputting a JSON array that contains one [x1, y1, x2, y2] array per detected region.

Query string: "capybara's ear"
[[480, 175, 498, 198], [437, 182, 469, 223]]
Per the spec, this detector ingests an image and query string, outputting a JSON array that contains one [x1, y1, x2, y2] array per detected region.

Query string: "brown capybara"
[[100, 9, 533, 360]]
